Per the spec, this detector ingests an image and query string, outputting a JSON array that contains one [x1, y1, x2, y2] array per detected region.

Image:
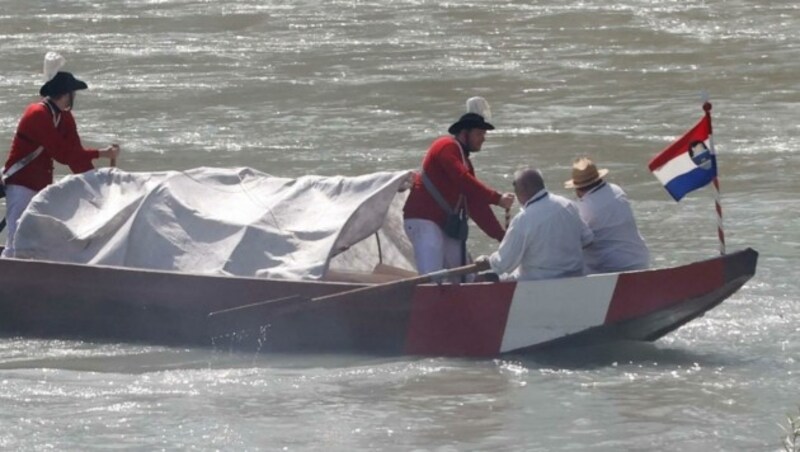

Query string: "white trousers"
[[2, 184, 37, 258], [404, 218, 470, 275]]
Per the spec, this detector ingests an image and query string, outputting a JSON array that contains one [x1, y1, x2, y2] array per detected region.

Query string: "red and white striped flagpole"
[[712, 175, 725, 255], [703, 100, 726, 255]]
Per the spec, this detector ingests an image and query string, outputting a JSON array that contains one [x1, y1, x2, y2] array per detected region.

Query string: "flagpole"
[[704, 100, 726, 255]]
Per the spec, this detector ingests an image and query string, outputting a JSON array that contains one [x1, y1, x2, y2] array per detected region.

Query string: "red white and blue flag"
[[648, 106, 717, 201]]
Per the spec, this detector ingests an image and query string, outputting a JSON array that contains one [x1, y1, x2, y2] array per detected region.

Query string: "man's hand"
[[474, 255, 500, 282], [100, 144, 120, 167], [100, 144, 120, 160], [498, 193, 515, 210], [475, 255, 490, 271]]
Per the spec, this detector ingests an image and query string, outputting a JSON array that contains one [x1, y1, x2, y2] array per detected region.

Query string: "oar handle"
[[109, 144, 119, 168]]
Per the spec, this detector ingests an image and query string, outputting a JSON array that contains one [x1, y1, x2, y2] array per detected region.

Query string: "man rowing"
[[1, 52, 120, 257]]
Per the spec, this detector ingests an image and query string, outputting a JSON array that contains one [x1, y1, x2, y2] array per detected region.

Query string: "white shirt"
[[577, 182, 650, 274], [488, 189, 594, 281]]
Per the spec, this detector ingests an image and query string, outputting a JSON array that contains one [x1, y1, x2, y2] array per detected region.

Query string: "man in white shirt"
[[565, 157, 650, 274], [477, 167, 594, 281]]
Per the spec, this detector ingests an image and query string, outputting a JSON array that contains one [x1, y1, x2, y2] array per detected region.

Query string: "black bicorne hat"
[[448, 112, 495, 135], [39, 71, 88, 98]]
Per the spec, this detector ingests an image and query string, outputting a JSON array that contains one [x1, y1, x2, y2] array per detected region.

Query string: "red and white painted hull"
[[0, 248, 757, 357]]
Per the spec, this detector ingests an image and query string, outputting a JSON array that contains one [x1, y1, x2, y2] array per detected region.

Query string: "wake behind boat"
[[0, 167, 758, 357]]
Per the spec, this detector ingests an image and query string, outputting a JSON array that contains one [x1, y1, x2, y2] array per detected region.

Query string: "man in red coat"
[[403, 98, 514, 275], [2, 53, 119, 257]]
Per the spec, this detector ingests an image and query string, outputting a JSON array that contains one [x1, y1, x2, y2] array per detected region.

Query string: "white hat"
[[466, 96, 491, 120], [43, 52, 66, 82]]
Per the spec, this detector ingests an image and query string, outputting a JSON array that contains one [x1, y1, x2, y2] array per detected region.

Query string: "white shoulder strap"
[[2, 146, 45, 182]]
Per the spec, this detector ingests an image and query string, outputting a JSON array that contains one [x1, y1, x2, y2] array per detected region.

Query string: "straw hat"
[[564, 157, 609, 189]]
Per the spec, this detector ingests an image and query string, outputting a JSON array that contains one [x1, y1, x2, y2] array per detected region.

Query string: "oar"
[[109, 144, 119, 167], [207, 261, 489, 338]]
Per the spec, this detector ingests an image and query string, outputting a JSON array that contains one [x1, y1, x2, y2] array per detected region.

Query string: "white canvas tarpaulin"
[[13, 167, 417, 280]]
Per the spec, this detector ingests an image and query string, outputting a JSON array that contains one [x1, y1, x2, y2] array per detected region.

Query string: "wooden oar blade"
[[207, 294, 308, 338]]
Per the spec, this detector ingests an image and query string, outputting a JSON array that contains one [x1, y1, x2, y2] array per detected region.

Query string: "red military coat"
[[3, 100, 99, 191], [403, 136, 505, 241]]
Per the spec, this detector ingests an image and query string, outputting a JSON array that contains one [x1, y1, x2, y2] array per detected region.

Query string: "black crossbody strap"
[[420, 170, 456, 215]]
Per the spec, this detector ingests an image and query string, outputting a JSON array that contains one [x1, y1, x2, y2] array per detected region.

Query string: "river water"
[[0, 0, 798, 450]]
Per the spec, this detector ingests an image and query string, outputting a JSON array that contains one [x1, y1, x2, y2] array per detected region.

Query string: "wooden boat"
[[0, 248, 757, 357]]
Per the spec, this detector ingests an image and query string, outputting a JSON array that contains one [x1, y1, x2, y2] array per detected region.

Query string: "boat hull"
[[0, 248, 758, 356]]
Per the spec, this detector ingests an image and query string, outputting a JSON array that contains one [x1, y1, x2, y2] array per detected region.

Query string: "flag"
[[648, 108, 717, 201]]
